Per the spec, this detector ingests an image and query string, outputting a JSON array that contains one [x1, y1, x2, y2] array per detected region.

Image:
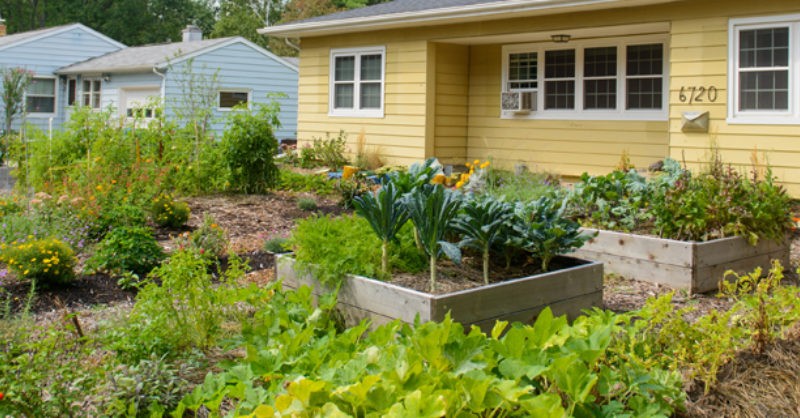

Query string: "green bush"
[[151, 194, 190, 228], [288, 214, 425, 284], [85, 226, 164, 276], [297, 196, 318, 211], [278, 170, 335, 195], [0, 237, 76, 285], [263, 236, 290, 253], [221, 103, 280, 194], [188, 215, 228, 259]]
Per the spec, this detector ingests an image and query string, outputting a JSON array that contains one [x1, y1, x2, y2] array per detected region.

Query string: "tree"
[[1, 67, 33, 162], [212, 0, 283, 50]]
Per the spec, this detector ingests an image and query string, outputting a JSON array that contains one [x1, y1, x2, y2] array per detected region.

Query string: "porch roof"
[[259, 0, 679, 38]]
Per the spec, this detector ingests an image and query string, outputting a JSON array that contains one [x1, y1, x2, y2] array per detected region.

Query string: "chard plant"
[[513, 196, 591, 272], [353, 182, 409, 278], [452, 195, 515, 284], [403, 184, 462, 292]]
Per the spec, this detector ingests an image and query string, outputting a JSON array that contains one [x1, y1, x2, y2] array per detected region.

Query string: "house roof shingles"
[[57, 37, 231, 74], [294, 0, 501, 25]]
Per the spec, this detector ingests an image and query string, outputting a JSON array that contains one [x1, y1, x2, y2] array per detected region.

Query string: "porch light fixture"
[[102, 73, 111, 82], [551, 34, 571, 43]]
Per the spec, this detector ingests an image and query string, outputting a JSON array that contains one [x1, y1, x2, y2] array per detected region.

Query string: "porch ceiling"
[[439, 21, 670, 45]]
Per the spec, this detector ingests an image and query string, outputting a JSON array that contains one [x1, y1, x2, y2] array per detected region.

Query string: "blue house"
[[0, 22, 126, 133], [57, 26, 299, 140]]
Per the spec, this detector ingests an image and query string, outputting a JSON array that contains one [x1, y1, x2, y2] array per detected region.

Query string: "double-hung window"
[[502, 35, 667, 120], [218, 90, 250, 110], [26, 77, 56, 114], [82, 79, 101, 109], [729, 14, 800, 124], [329, 46, 385, 117]]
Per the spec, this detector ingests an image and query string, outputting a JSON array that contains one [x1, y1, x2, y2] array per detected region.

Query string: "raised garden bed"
[[275, 253, 603, 331], [572, 228, 790, 294]]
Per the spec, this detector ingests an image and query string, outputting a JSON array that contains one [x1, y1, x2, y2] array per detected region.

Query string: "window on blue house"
[[26, 78, 56, 114]]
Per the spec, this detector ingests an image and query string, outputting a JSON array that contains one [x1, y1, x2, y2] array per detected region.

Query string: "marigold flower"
[[480, 161, 490, 169], [431, 174, 447, 185]]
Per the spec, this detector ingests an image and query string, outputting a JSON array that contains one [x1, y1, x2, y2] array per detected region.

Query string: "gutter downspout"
[[284, 37, 300, 52]]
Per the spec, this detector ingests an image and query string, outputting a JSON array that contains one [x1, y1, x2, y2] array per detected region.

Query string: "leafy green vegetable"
[[452, 195, 515, 284], [353, 182, 409, 278]]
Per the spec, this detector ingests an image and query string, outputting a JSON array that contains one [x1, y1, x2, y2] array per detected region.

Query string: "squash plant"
[[452, 195, 515, 284], [403, 184, 462, 292], [352, 182, 409, 278]]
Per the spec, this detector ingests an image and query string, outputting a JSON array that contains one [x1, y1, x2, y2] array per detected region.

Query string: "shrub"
[[151, 194, 190, 228], [85, 226, 164, 276], [297, 196, 318, 211], [188, 215, 228, 259], [221, 102, 280, 194], [278, 170, 335, 195], [263, 236, 290, 253], [0, 237, 76, 285], [289, 214, 424, 284]]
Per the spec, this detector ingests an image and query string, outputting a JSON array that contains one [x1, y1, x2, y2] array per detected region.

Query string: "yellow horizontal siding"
[[668, 2, 800, 195], [433, 43, 469, 164]]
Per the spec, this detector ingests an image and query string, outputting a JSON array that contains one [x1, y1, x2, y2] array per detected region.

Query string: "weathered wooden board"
[[573, 229, 790, 294], [275, 254, 604, 330]]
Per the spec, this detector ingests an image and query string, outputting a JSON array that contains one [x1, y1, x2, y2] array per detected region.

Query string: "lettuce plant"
[[403, 184, 462, 292], [352, 182, 409, 278]]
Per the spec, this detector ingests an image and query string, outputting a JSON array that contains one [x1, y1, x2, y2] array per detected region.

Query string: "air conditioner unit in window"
[[501, 91, 535, 113]]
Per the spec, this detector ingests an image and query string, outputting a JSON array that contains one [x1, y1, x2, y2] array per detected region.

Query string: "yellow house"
[[261, 0, 800, 195]]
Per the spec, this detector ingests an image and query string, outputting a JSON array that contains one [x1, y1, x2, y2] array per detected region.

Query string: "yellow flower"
[[23, 269, 29, 275], [343, 165, 359, 180], [480, 161, 490, 169], [96, 185, 103, 191], [431, 174, 447, 185], [473, 159, 480, 165], [455, 181, 464, 189]]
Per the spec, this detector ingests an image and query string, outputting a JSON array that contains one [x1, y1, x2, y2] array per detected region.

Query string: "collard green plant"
[[221, 102, 281, 194], [403, 184, 462, 292], [567, 169, 649, 231], [512, 196, 591, 272], [387, 157, 444, 194], [452, 195, 515, 284], [353, 182, 409, 278]]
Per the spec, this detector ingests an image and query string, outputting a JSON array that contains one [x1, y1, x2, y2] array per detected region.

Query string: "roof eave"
[[258, 0, 678, 38], [56, 65, 156, 75]]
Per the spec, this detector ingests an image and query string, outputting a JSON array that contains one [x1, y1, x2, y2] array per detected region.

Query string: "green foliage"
[[0, 237, 76, 285], [0, 317, 106, 417], [1, 67, 32, 160], [85, 226, 165, 276], [175, 287, 684, 417], [96, 354, 191, 417], [289, 214, 424, 284], [278, 170, 335, 195], [335, 174, 372, 209], [353, 182, 410, 277], [188, 215, 228, 259], [452, 195, 515, 284], [387, 157, 444, 193], [308, 131, 349, 170], [110, 248, 249, 361], [403, 185, 463, 292], [297, 196, 318, 211], [484, 167, 560, 203], [567, 169, 649, 231], [151, 194, 191, 228], [221, 102, 281, 194], [512, 196, 592, 271], [263, 236, 290, 254]]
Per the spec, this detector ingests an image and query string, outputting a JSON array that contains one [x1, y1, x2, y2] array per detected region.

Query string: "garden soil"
[[4, 192, 800, 417]]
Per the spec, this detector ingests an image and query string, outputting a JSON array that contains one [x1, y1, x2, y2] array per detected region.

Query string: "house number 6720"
[[678, 86, 718, 104]]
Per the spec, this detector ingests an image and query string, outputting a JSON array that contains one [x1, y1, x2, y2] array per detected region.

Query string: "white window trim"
[[120, 86, 162, 121], [501, 34, 669, 121], [329, 46, 385, 118], [81, 78, 102, 109], [25, 76, 58, 117], [218, 89, 252, 111], [728, 13, 800, 125]]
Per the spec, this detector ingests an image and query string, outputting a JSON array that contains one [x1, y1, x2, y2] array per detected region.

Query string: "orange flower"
[[431, 174, 447, 185], [343, 165, 359, 180]]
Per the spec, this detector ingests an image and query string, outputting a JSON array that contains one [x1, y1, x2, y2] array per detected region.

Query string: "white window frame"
[[81, 78, 102, 109], [329, 46, 385, 118], [728, 14, 800, 125], [501, 34, 668, 121], [25, 76, 57, 117], [218, 89, 251, 111]]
